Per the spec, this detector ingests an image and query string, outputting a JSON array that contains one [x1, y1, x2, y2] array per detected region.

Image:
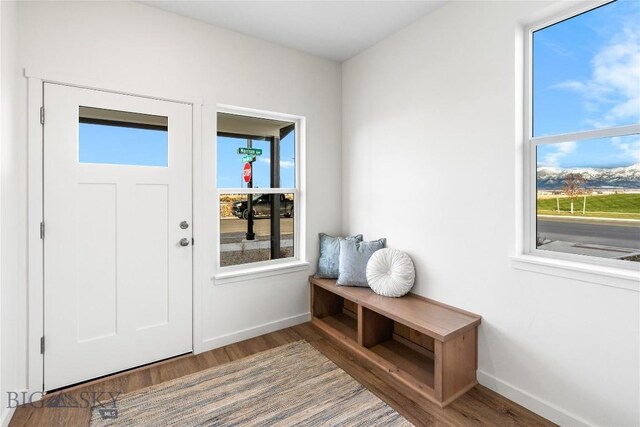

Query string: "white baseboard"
[[477, 370, 590, 426], [199, 312, 311, 353], [1, 407, 16, 427]]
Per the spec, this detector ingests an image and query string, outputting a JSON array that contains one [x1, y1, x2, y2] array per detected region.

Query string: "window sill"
[[213, 260, 311, 285], [510, 254, 639, 292]]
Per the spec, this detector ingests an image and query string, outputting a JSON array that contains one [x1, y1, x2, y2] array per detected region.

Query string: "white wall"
[[342, 1, 639, 426], [7, 0, 341, 397], [5, 1, 638, 425], [1, 1, 25, 425]]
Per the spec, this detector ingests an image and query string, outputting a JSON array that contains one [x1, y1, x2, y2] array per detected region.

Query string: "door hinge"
[[192, 238, 195, 245], [40, 222, 45, 239], [40, 336, 45, 354], [40, 106, 45, 125]]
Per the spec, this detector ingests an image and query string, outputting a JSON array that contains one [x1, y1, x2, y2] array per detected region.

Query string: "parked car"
[[232, 194, 294, 219]]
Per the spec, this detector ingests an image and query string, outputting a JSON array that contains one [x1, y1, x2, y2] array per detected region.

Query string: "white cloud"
[[611, 136, 640, 164], [541, 141, 577, 167], [553, 25, 640, 128], [540, 39, 573, 58], [280, 160, 295, 169], [552, 80, 587, 92]]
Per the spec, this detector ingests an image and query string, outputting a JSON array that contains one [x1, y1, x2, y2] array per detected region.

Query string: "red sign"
[[243, 162, 252, 183]]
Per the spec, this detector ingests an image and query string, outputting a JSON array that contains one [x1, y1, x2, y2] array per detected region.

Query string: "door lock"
[[180, 221, 189, 229], [179, 238, 190, 247]]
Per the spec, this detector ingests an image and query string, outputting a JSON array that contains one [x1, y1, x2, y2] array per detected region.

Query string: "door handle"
[[179, 238, 190, 247]]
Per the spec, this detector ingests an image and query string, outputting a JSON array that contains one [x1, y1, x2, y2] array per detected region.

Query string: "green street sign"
[[237, 147, 263, 155], [242, 155, 256, 163]]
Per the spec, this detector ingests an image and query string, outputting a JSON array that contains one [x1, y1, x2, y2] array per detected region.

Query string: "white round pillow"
[[366, 248, 415, 297]]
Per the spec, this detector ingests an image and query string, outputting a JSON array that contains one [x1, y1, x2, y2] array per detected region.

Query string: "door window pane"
[[79, 106, 168, 167]]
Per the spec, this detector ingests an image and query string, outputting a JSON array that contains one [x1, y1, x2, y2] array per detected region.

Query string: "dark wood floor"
[[10, 322, 555, 426]]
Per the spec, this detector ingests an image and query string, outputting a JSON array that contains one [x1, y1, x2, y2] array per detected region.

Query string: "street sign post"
[[241, 143, 257, 241], [237, 147, 263, 155], [243, 162, 252, 184]]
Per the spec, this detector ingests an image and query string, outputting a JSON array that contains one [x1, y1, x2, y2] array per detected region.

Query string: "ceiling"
[[138, 1, 445, 62]]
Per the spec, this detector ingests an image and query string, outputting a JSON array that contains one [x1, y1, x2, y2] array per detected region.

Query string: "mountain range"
[[536, 163, 640, 190]]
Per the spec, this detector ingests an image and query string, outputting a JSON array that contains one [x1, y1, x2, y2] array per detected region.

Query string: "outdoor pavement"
[[220, 217, 293, 236], [220, 217, 294, 252]]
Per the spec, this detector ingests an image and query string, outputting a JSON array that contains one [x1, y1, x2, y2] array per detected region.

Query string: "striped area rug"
[[90, 340, 412, 426]]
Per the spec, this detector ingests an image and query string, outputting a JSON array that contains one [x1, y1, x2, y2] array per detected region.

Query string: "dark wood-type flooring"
[[9, 323, 555, 426]]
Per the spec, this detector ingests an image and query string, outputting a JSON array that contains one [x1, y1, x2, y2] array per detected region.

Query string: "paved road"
[[538, 218, 640, 249]]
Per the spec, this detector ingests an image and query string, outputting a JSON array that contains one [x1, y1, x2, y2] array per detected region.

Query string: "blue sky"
[[217, 132, 295, 189], [534, 0, 640, 169], [80, 123, 168, 167]]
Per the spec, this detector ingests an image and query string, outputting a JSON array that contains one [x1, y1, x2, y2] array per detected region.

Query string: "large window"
[[527, 0, 640, 266], [217, 111, 300, 268]]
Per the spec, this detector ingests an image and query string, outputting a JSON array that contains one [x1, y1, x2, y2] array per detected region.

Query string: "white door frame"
[[26, 73, 204, 396]]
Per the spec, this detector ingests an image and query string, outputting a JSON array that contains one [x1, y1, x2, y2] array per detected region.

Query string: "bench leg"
[[434, 328, 478, 405]]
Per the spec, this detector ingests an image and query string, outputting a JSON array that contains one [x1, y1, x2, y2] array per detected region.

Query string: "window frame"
[[522, 0, 640, 275], [214, 105, 306, 277]]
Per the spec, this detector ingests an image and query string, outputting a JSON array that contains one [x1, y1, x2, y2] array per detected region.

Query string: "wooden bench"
[[310, 277, 481, 407]]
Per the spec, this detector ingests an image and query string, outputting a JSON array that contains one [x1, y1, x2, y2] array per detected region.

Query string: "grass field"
[[537, 193, 640, 220]]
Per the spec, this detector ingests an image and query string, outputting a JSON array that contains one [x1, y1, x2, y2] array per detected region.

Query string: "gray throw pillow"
[[337, 238, 387, 287], [315, 233, 363, 279]]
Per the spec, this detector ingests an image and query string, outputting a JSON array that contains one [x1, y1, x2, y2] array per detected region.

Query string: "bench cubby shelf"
[[310, 277, 481, 407]]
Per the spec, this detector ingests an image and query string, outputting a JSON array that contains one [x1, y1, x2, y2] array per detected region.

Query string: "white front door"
[[43, 83, 193, 391]]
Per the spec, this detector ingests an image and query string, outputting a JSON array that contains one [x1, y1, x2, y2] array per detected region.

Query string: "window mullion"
[[532, 124, 640, 146]]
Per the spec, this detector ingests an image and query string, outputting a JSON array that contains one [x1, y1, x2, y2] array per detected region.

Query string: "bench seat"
[[310, 276, 481, 407]]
